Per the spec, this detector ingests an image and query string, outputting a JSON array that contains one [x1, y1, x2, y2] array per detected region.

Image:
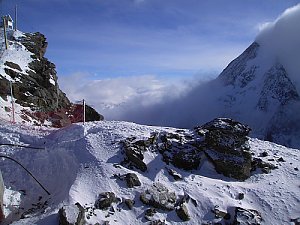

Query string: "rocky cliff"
[[0, 29, 103, 126]]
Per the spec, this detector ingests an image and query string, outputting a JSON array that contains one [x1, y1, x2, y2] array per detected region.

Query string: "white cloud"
[[256, 3, 300, 92], [59, 73, 197, 120]]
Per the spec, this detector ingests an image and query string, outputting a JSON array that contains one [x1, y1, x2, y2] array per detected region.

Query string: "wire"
[[0, 155, 50, 195], [0, 143, 44, 150]]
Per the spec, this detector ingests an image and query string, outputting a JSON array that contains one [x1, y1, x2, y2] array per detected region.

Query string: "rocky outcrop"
[[0, 31, 103, 126], [233, 207, 262, 225], [121, 137, 148, 172], [58, 203, 85, 225], [140, 183, 177, 211], [120, 118, 272, 181], [175, 204, 190, 221], [125, 173, 141, 188], [94, 192, 118, 210], [197, 118, 252, 180]]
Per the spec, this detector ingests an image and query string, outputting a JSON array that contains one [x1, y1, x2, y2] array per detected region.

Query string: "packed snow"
[[0, 120, 298, 224], [0, 29, 33, 81]]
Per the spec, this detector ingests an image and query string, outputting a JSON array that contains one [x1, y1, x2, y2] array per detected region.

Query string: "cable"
[[0, 143, 44, 150], [0, 155, 50, 195]]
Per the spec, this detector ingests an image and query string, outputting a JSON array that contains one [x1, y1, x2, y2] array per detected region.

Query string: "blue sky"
[[1, 0, 299, 79]]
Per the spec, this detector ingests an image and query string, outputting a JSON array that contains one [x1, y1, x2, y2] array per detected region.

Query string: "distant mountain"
[[212, 41, 300, 148], [0, 28, 103, 126]]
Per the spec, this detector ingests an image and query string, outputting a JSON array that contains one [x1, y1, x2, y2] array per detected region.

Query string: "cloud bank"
[[256, 3, 300, 92], [59, 73, 200, 121]]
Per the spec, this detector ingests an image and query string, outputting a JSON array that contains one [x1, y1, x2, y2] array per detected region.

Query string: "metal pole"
[[14, 5, 17, 31], [83, 99, 86, 125], [10, 81, 15, 123], [2, 17, 8, 50]]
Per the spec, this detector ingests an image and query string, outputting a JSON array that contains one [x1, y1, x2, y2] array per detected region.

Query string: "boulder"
[[157, 131, 206, 170], [166, 168, 182, 181], [145, 208, 157, 221], [125, 173, 141, 188], [58, 203, 85, 225], [233, 207, 262, 225], [140, 182, 176, 211], [198, 118, 253, 180], [176, 203, 190, 221], [94, 192, 118, 210], [124, 199, 134, 210], [122, 139, 148, 172]]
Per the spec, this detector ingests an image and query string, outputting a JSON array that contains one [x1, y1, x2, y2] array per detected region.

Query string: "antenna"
[[14, 4, 17, 31]]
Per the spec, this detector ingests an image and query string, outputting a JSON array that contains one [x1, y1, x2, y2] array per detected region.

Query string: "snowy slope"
[[0, 120, 298, 224]]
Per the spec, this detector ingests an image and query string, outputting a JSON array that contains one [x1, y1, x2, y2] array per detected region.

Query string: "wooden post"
[[2, 17, 8, 50], [83, 99, 86, 125], [56, 87, 59, 110], [10, 81, 15, 123], [14, 5, 18, 31], [0, 170, 5, 222]]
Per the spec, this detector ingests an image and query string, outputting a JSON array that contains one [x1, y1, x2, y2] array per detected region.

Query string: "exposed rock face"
[[124, 199, 134, 210], [0, 31, 103, 126], [121, 138, 148, 172], [158, 131, 206, 170], [125, 173, 141, 188], [218, 42, 259, 87], [140, 182, 177, 211], [233, 207, 262, 225], [120, 118, 274, 181], [198, 118, 252, 180], [257, 63, 299, 111], [58, 203, 85, 225], [175, 204, 190, 221], [94, 192, 118, 210]]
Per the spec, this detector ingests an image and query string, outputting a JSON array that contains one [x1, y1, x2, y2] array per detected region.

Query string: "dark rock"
[[125, 173, 141, 188], [237, 193, 245, 200], [150, 220, 167, 225], [198, 118, 253, 180], [85, 104, 104, 122], [122, 138, 148, 172], [124, 199, 134, 210], [176, 204, 190, 221], [95, 192, 117, 210], [278, 157, 285, 162], [140, 182, 176, 211], [212, 207, 227, 219], [260, 151, 268, 157], [145, 208, 157, 221], [251, 158, 278, 174], [176, 193, 197, 207], [233, 207, 262, 225], [125, 147, 147, 172], [58, 203, 85, 225], [199, 117, 251, 153], [224, 213, 231, 220], [4, 61, 22, 71], [166, 168, 182, 181], [157, 131, 206, 170], [295, 167, 299, 171], [291, 217, 300, 225]]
